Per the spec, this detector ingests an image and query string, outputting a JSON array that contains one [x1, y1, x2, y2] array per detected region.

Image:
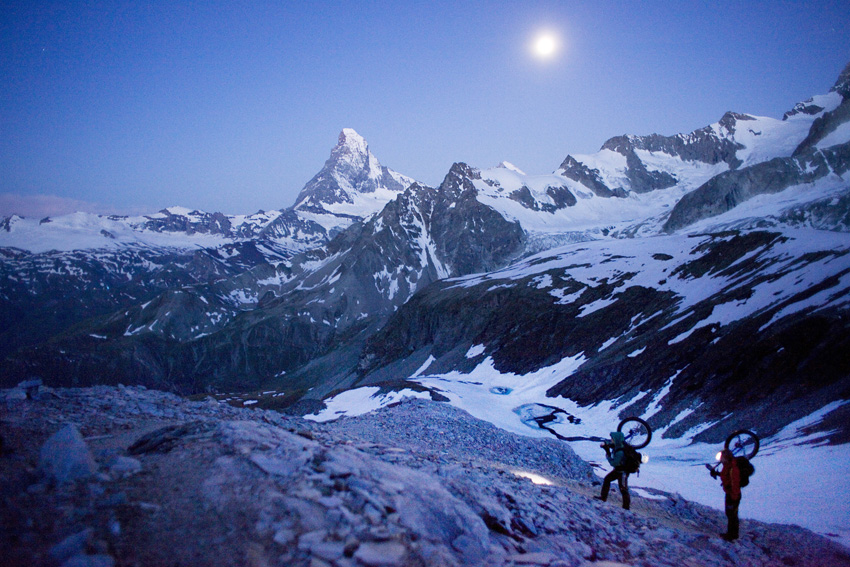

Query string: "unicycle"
[[706, 429, 760, 473], [617, 417, 652, 449], [724, 429, 759, 459]]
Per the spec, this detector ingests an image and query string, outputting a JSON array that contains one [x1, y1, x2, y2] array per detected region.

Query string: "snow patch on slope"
[[306, 387, 431, 422], [393, 356, 850, 547]]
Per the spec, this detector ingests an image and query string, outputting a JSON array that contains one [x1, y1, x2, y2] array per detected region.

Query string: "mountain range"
[[2, 62, 849, 451]]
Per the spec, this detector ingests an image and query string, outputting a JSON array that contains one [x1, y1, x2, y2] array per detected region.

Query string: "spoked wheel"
[[617, 417, 652, 449], [724, 429, 759, 459]]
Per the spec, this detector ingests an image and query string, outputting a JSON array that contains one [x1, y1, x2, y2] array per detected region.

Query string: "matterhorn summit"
[[293, 128, 416, 213], [257, 129, 421, 247]]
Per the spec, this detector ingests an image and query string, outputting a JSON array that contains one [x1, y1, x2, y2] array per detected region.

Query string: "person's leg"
[[600, 470, 618, 501], [725, 495, 740, 539], [618, 472, 631, 510]]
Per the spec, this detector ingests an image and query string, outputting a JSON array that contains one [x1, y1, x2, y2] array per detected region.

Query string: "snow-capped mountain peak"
[[321, 128, 375, 180], [258, 130, 422, 249], [496, 161, 526, 175], [335, 127, 370, 159], [830, 60, 850, 97], [288, 129, 418, 230]]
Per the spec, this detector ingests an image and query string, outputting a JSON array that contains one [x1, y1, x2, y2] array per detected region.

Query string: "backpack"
[[736, 456, 755, 487], [622, 444, 642, 474]]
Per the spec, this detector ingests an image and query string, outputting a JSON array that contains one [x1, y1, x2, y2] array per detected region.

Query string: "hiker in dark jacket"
[[711, 449, 741, 541], [598, 431, 631, 510]]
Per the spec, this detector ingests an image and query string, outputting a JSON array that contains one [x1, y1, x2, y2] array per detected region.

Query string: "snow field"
[[309, 353, 850, 548]]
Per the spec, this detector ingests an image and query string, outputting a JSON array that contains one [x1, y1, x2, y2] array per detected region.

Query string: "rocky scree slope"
[[2, 388, 849, 567]]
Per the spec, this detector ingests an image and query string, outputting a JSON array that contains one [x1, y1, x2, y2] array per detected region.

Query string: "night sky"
[[2, 1, 849, 217]]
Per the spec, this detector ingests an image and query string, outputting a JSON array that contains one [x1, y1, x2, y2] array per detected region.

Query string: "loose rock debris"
[[1, 385, 848, 566]]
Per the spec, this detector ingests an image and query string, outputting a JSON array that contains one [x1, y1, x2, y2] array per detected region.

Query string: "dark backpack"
[[736, 456, 755, 487], [622, 444, 642, 474]]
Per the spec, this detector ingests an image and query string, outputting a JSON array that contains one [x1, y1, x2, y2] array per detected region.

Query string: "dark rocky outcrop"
[[143, 209, 233, 236], [557, 156, 621, 198], [664, 141, 850, 232]]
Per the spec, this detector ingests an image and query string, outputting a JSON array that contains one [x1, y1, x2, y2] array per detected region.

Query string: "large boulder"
[[39, 424, 97, 484]]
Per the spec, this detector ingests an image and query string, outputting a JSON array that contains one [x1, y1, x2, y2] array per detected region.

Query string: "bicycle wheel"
[[617, 417, 652, 449], [724, 429, 759, 459]]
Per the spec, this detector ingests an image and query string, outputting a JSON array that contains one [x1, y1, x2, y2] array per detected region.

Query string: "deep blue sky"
[[2, 1, 849, 217]]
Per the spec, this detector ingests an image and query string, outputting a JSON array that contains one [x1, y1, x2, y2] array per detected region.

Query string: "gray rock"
[[18, 378, 42, 399], [272, 527, 296, 546], [39, 424, 97, 484], [49, 528, 94, 563], [506, 551, 559, 565], [353, 541, 407, 566], [664, 141, 850, 232], [297, 529, 328, 550], [250, 453, 303, 477], [108, 456, 142, 477], [59, 554, 115, 567], [309, 541, 346, 562]]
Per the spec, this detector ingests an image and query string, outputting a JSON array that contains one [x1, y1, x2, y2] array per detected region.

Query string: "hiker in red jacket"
[[711, 449, 741, 541]]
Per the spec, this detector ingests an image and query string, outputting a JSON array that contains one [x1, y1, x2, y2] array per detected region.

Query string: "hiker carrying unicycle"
[[706, 429, 758, 542], [596, 417, 651, 511]]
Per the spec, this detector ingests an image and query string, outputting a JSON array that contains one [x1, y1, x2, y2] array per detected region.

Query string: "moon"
[[532, 32, 558, 59]]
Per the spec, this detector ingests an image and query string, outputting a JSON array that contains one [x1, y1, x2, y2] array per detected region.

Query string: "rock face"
[[2, 387, 848, 567], [141, 209, 234, 236], [663, 65, 850, 233], [794, 61, 850, 154], [556, 64, 850, 210], [664, 141, 850, 232], [556, 111, 751, 198]]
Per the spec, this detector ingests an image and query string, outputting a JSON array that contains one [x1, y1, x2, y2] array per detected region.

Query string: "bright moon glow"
[[532, 33, 558, 59]]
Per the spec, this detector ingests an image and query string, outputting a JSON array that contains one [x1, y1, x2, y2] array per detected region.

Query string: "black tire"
[[724, 429, 759, 459], [617, 417, 652, 449]]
